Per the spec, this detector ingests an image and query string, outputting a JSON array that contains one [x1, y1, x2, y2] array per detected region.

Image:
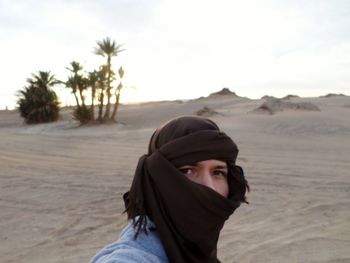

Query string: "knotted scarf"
[[124, 116, 248, 263]]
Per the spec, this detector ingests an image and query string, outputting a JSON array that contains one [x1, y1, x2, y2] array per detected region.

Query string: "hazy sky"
[[1, 0, 349, 109]]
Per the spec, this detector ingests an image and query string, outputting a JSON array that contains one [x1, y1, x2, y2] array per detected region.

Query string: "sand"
[[1, 95, 349, 263]]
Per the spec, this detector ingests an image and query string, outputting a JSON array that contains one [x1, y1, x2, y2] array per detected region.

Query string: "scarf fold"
[[124, 116, 248, 263]]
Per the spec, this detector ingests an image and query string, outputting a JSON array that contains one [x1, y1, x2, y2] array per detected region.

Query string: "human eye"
[[213, 169, 227, 178], [178, 166, 195, 176]]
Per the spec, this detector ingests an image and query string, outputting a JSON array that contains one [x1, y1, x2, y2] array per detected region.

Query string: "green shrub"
[[73, 106, 93, 124], [17, 71, 60, 124]]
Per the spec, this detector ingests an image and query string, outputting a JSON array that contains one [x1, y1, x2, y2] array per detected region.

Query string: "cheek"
[[184, 173, 197, 182], [215, 179, 229, 197]]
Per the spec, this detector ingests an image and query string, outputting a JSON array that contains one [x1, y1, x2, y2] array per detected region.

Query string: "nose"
[[196, 170, 215, 191]]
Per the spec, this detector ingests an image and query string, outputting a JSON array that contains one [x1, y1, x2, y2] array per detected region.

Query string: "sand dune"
[[0, 94, 349, 263], [251, 98, 320, 115]]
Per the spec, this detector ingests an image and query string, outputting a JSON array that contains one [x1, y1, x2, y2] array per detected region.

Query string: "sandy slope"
[[0, 95, 349, 263]]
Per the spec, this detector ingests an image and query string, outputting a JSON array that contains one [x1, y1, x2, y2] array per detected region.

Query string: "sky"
[[0, 0, 350, 109]]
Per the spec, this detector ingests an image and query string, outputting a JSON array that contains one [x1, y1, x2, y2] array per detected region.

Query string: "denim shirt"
[[89, 218, 169, 263]]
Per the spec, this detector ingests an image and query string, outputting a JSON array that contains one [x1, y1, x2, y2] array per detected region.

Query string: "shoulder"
[[89, 219, 168, 263]]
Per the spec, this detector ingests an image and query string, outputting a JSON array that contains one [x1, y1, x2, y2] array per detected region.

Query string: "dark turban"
[[124, 116, 249, 263]]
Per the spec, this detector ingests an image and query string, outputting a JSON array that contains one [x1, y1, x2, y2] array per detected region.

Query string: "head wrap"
[[124, 116, 248, 263]]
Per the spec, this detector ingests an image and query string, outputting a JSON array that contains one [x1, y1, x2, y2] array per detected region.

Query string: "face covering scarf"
[[124, 116, 248, 263]]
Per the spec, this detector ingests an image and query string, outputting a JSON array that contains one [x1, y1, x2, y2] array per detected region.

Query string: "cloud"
[[0, 0, 349, 109]]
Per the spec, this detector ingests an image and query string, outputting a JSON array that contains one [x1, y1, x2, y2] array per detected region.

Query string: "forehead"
[[195, 159, 227, 168]]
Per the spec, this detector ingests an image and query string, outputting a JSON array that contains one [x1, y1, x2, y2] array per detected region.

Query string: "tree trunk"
[[103, 56, 112, 119], [111, 84, 122, 121], [103, 88, 111, 119], [79, 88, 86, 107], [91, 86, 96, 120], [98, 92, 104, 122], [73, 92, 80, 108]]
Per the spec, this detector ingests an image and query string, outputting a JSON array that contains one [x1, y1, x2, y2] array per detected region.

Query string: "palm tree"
[[28, 71, 60, 89], [66, 61, 86, 107], [17, 71, 60, 124], [88, 70, 99, 120], [96, 66, 108, 122], [65, 61, 93, 124], [94, 37, 124, 120], [66, 76, 81, 108], [111, 66, 124, 120], [67, 61, 83, 73]]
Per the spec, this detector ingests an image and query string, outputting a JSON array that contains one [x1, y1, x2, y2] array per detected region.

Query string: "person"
[[89, 116, 249, 263]]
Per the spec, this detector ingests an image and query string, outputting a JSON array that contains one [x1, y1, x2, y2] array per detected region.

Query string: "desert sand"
[[1, 93, 350, 263]]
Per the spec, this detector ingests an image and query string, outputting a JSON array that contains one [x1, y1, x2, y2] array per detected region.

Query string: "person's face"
[[178, 159, 229, 197]]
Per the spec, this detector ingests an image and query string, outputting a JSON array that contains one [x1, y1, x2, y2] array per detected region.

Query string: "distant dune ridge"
[[261, 95, 278, 100], [0, 89, 350, 263], [208, 87, 240, 97], [320, 93, 346, 98], [281, 94, 300, 100], [195, 106, 219, 117], [251, 98, 320, 115]]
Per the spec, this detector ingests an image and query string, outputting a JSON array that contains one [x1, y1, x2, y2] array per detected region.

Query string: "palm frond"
[[17, 71, 60, 124]]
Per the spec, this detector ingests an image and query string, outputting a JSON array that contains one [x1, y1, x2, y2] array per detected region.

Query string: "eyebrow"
[[215, 165, 228, 170], [179, 163, 228, 169]]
